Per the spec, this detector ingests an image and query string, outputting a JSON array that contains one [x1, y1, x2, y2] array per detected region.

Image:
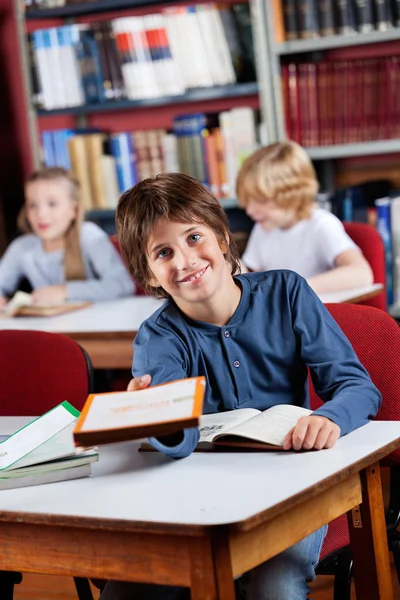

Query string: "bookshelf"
[[1, 0, 276, 227], [263, 1, 400, 190], [36, 82, 259, 117]]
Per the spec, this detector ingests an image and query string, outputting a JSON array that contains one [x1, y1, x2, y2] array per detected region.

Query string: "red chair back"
[[343, 222, 386, 310], [109, 234, 146, 296], [310, 303, 400, 559], [0, 330, 92, 416]]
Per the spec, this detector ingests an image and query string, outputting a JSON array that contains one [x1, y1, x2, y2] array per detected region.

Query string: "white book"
[[101, 154, 120, 209], [208, 5, 236, 85], [32, 30, 56, 110], [143, 14, 185, 97], [141, 404, 312, 452]]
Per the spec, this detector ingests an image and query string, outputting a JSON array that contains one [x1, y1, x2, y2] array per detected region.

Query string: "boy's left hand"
[[32, 285, 67, 305], [283, 416, 340, 451]]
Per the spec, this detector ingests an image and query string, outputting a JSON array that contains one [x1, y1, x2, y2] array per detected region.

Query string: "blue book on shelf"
[[41, 131, 56, 167], [375, 197, 393, 306], [109, 133, 138, 194]]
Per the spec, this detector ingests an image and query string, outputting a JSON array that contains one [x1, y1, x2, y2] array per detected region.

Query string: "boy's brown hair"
[[116, 173, 240, 299], [236, 141, 318, 219], [20, 166, 86, 281]]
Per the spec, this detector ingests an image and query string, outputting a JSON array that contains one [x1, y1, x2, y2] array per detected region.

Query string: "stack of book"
[[28, 3, 255, 111], [0, 401, 98, 490], [282, 56, 400, 147], [41, 106, 259, 207]]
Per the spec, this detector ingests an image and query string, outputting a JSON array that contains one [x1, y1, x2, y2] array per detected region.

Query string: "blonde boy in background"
[[237, 141, 372, 294]]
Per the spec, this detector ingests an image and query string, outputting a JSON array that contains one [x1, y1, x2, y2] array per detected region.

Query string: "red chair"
[[343, 222, 386, 311], [109, 234, 146, 296], [311, 304, 400, 599], [0, 330, 94, 600]]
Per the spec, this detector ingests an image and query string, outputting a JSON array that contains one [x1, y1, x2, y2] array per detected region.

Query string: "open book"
[[73, 377, 206, 446], [0, 291, 91, 317], [140, 404, 313, 452], [0, 401, 98, 490], [197, 405, 312, 450]]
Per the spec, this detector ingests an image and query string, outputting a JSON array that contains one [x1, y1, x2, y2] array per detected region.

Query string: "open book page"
[[214, 405, 312, 448], [199, 408, 260, 449]]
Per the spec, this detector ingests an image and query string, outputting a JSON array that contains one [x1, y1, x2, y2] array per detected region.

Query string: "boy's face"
[[245, 197, 297, 231], [147, 219, 229, 305]]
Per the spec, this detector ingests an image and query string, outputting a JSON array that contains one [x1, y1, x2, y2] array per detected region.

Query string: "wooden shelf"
[[25, 0, 169, 19], [306, 140, 400, 160], [36, 83, 259, 116], [86, 197, 239, 222], [274, 27, 400, 55]]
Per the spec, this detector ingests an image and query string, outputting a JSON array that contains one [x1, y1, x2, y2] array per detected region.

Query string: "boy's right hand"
[[127, 374, 152, 391]]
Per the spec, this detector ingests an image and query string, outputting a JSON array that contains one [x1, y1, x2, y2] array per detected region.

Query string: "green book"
[[0, 402, 98, 490]]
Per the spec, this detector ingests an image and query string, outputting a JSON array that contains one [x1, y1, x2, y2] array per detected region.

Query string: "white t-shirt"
[[242, 208, 359, 279]]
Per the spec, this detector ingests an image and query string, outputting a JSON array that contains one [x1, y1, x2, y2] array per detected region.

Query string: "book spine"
[[282, 0, 298, 40], [373, 0, 393, 29], [334, 0, 356, 33], [352, 0, 374, 32], [297, 0, 320, 38], [375, 197, 393, 306], [317, 0, 336, 35]]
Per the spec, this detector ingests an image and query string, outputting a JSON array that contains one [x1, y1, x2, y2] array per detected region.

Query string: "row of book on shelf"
[[28, 3, 255, 111], [324, 181, 400, 306], [281, 56, 400, 147], [282, 0, 400, 40], [41, 107, 259, 210]]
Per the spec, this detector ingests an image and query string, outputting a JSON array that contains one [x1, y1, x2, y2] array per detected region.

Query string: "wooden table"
[[319, 282, 384, 304], [0, 284, 385, 370], [0, 418, 398, 599], [0, 297, 162, 369]]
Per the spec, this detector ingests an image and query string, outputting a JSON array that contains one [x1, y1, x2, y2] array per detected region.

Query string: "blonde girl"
[[0, 167, 134, 305]]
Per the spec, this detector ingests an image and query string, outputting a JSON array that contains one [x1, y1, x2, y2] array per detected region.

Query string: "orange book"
[[73, 376, 205, 447]]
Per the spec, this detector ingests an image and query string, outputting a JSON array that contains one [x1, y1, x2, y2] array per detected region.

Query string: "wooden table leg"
[[189, 529, 236, 600], [347, 463, 393, 600]]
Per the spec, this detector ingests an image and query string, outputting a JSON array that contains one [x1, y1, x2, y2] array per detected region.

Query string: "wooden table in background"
[[0, 284, 384, 370], [0, 418, 398, 600], [0, 297, 162, 369]]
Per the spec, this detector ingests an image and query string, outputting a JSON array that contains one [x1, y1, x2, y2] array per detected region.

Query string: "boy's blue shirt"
[[132, 270, 381, 459]]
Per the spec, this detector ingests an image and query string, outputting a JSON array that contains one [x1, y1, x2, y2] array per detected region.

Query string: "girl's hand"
[[283, 415, 340, 451], [127, 374, 152, 391], [0, 297, 8, 308], [32, 285, 67, 305]]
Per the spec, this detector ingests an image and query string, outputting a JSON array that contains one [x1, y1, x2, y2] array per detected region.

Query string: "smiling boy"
[[99, 172, 381, 600]]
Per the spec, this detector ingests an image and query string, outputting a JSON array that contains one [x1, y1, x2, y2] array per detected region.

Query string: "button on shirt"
[[132, 270, 381, 458]]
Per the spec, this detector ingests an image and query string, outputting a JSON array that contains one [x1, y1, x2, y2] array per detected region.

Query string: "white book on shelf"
[[126, 16, 160, 99], [161, 132, 180, 173], [101, 154, 120, 209], [195, 6, 225, 86], [208, 5, 237, 85], [63, 25, 85, 107], [143, 13, 185, 97], [231, 107, 257, 167], [176, 7, 214, 89], [111, 17, 141, 100], [162, 7, 191, 91], [219, 110, 237, 197], [46, 27, 67, 108], [31, 29, 56, 110], [56, 26, 79, 108]]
